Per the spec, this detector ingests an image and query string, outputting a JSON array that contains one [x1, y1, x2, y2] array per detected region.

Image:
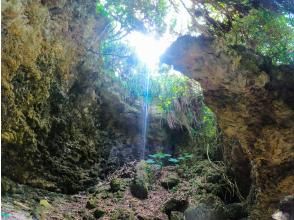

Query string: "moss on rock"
[[160, 172, 180, 190], [110, 178, 127, 192], [110, 208, 135, 220], [1, 0, 138, 193], [93, 208, 105, 219], [130, 161, 150, 199]]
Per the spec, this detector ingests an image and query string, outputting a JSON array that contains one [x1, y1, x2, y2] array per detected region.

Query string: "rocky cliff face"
[[1, 0, 185, 193], [1, 0, 119, 193], [162, 35, 294, 219]]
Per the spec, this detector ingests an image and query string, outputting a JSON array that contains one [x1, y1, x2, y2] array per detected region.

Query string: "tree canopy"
[[91, 0, 294, 145], [95, 0, 293, 65]]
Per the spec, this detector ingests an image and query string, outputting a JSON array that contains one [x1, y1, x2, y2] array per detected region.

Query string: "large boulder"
[[160, 172, 180, 190], [163, 197, 189, 216], [184, 203, 227, 220], [110, 178, 127, 192], [170, 211, 184, 220], [109, 208, 135, 220], [224, 203, 248, 220], [272, 195, 294, 220], [130, 161, 150, 199], [93, 208, 105, 219]]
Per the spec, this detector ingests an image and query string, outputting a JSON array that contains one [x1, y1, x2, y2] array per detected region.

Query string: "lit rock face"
[[1, 0, 190, 193], [1, 0, 114, 193], [0, 0, 145, 193], [161, 35, 294, 219]]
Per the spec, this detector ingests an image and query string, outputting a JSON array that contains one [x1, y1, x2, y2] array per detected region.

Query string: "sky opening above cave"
[[126, 32, 172, 68], [124, 0, 194, 72]]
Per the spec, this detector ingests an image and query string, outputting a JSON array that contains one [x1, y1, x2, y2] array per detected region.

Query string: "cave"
[[1, 0, 293, 219]]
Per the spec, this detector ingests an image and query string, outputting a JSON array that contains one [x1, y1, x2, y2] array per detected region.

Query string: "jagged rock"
[[170, 211, 185, 220], [109, 208, 135, 220], [130, 161, 149, 199], [162, 35, 294, 219], [110, 178, 126, 192], [184, 203, 227, 220], [130, 179, 148, 199], [1, 177, 17, 194], [82, 212, 95, 220], [96, 191, 110, 200], [272, 195, 294, 220], [93, 208, 105, 219], [163, 197, 189, 216], [95, 184, 111, 194], [160, 172, 180, 189], [224, 203, 248, 219], [86, 199, 97, 210]]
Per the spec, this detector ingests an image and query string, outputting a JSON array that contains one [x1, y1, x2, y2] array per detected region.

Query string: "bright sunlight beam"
[[125, 0, 193, 70], [126, 32, 173, 68]]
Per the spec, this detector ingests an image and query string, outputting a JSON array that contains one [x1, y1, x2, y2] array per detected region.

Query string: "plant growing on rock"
[[168, 152, 193, 166], [146, 152, 171, 169], [146, 152, 193, 168]]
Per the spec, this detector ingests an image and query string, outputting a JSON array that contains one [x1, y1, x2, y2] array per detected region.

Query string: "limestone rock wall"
[[161, 35, 294, 219], [1, 0, 190, 193], [1, 0, 116, 193]]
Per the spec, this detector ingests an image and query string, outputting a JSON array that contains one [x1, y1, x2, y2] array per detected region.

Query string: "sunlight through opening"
[[125, 0, 193, 71], [126, 32, 173, 68]]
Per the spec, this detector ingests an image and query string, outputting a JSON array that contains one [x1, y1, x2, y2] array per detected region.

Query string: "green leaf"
[[146, 159, 155, 164], [183, 153, 193, 158], [168, 158, 179, 163], [96, 3, 108, 17], [151, 152, 171, 159]]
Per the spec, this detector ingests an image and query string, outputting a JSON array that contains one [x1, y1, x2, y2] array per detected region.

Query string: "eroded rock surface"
[[1, 0, 189, 193], [162, 35, 294, 219]]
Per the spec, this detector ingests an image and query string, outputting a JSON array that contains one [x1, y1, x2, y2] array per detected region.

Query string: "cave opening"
[[2, 0, 293, 219], [95, 0, 247, 210], [97, 0, 211, 161]]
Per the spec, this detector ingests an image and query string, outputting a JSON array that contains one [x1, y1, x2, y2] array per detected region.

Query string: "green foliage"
[[99, 41, 199, 118], [146, 152, 193, 168], [168, 158, 179, 164], [96, 3, 108, 16], [149, 70, 204, 137], [100, 39, 137, 77], [146, 152, 171, 169], [168, 152, 193, 165], [95, 0, 220, 154], [96, 0, 169, 35], [226, 9, 294, 64], [183, 0, 293, 64], [99, 39, 218, 148], [143, 161, 157, 186], [153, 70, 190, 112], [187, 106, 220, 160], [150, 152, 172, 159], [197, 106, 217, 139]]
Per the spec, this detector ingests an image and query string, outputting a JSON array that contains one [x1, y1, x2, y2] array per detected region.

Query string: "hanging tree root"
[[206, 143, 245, 202]]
